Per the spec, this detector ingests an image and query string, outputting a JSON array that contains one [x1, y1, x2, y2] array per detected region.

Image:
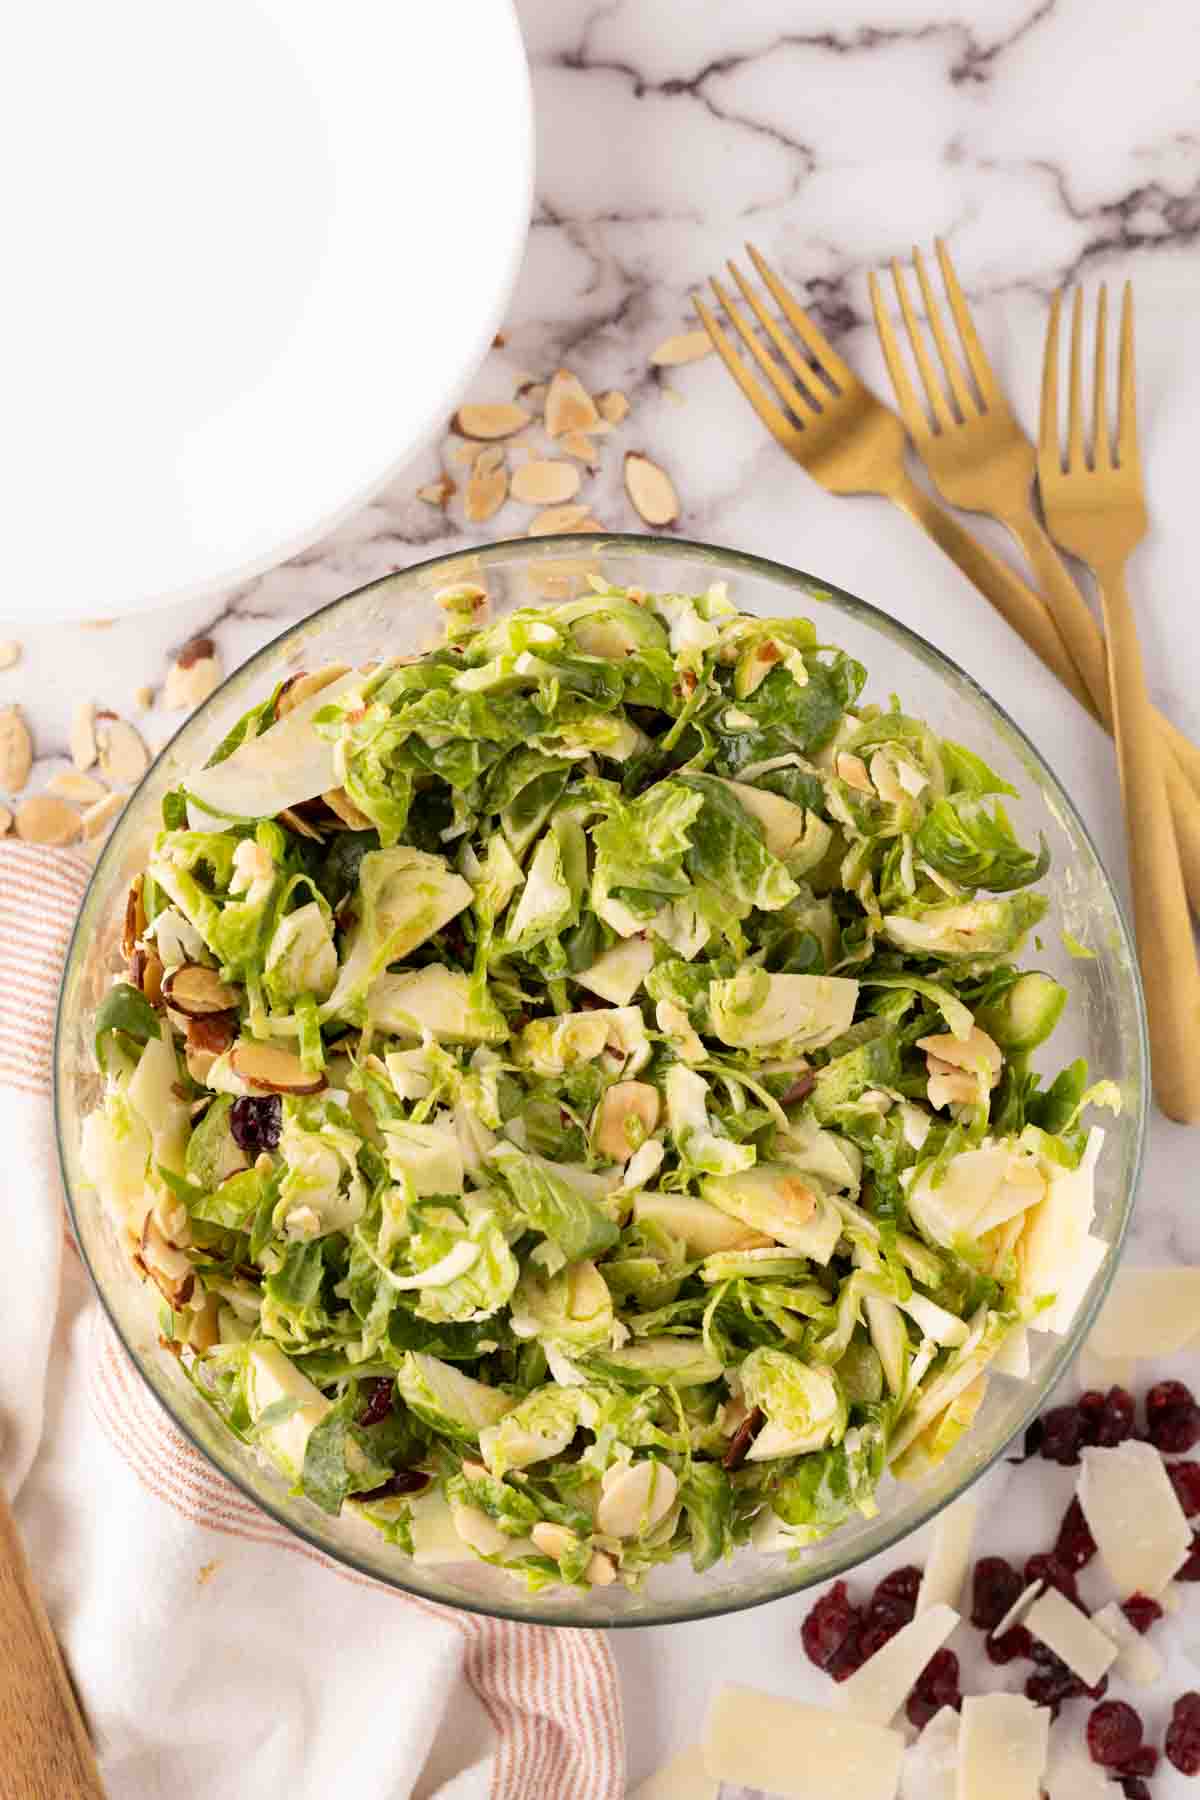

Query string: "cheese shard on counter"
[[1077, 1440, 1193, 1597], [957, 1693, 1049, 1799], [1091, 1601, 1164, 1686], [917, 1497, 978, 1615], [1043, 1747, 1119, 1798], [702, 1684, 904, 1800], [1086, 1265, 1200, 1359], [838, 1603, 959, 1725], [991, 1579, 1044, 1641], [628, 1744, 717, 1800], [1023, 1587, 1117, 1690], [899, 1705, 958, 1800]]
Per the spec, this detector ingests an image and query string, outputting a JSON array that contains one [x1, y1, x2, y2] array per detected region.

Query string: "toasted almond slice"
[[650, 329, 714, 367], [322, 786, 374, 829], [231, 1039, 327, 1095], [48, 770, 107, 805], [623, 452, 679, 527], [559, 431, 600, 468], [164, 639, 222, 710], [510, 459, 582, 505], [515, 380, 547, 411], [97, 717, 150, 785], [416, 477, 456, 507], [130, 944, 164, 1004], [465, 444, 508, 522], [163, 964, 241, 1017], [453, 402, 531, 441], [0, 804, 11, 835], [81, 790, 124, 839], [0, 706, 34, 792], [451, 441, 484, 466], [435, 582, 488, 615], [597, 389, 630, 425], [0, 640, 21, 671], [141, 1214, 195, 1308], [275, 662, 352, 720], [527, 504, 596, 538], [545, 368, 600, 437], [71, 701, 98, 772], [123, 876, 146, 960], [187, 1009, 236, 1061], [278, 806, 327, 840], [14, 792, 80, 845], [134, 684, 154, 711]]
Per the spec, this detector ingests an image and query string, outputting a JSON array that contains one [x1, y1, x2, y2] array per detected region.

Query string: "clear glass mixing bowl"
[[54, 535, 1147, 1627]]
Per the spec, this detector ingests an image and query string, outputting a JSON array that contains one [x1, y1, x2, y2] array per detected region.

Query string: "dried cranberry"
[[1025, 1666, 1075, 1717], [1120, 1745, 1158, 1778], [1024, 1552, 1079, 1606], [1039, 1403, 1086, 1465], [986, 1625, 1034, 1665], [1166, 1692, 1200, 1776], [1119, 1780, 1151, 1800], [1078, 1389, 1106, 1443], [1146, 1380, 1200, 1454], [1095, 1386, 1136, 1447], [858, 1620, 899, 1661], [357, 1377, 394, 1428], [1054, 1497, 1098, 1571], [970, 1556, 1023, 1631], [1178, 1530, 1200, 1582], [868, 1565, 921, 1625], [1087, 1701, 1143, 1769], [1169, 1461, 1200, 1517], [230, 1093, 282, 1155], [904, 1646, 962, 1730], [1121, 1593, 1164, 1635], [802, 1581, 864, 1677]]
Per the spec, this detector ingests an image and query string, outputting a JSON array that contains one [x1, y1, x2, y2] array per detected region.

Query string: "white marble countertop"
[[12, 0, 1200, 1789]]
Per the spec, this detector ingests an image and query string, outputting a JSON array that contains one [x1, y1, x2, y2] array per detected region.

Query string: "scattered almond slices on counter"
[[650, 328, 714, 366], [164, 636, 222, 711], [509, 458, 581, 505], [464, 445, 508, 523], [624, 450, 680, 526], [416, 476, 456, 508], [80, 790, 125, 840], [452, 401, 531, 441], [47, 769, 107, 805], [558, 430, 600, 467], [0, 640, 22, 671], [15, 792, 81, 846], [70, 701, 98, 771], [96, 715, 150, 785], [597, 388, 630, 424], [527, 503, 600, 538], [0, 705, 33, 792], [544, 367, 600, 437], [134, 684, 155, 712]]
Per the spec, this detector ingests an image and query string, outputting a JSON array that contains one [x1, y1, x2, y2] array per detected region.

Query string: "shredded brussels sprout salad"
[[81, 580, 1118, 1592]]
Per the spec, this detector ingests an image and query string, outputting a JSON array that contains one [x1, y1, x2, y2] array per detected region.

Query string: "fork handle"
[[1096, 558, 1200, 1123], [1009, 513, 1200, 804]]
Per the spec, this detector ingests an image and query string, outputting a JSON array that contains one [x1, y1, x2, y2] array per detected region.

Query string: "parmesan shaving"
[[1077, 1440, 1193, 1597], [702, 1685, 904, 1800], [991, 1579, 1043, 1641], [837, 1603, 959, 1725], [629, 1744, 717, 1800], [1024, 1587, 1117, 1689], [1091, 1601, 1164, 1686], [917, 1497, 977, 1616], [1086, 1264, 1200, 1360], [957, 1693, 1049, 1800], [899, 1705, 958, 1800]]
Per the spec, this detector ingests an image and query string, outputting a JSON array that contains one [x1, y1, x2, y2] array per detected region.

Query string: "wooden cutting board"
[[0, 1487, 105, 1798]]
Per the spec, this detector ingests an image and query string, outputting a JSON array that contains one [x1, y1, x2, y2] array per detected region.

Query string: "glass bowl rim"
[[52, 530, 1148, 1630]]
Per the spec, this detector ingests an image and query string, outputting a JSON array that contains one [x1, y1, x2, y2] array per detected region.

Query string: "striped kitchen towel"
[[0, 843, 624, 1800]]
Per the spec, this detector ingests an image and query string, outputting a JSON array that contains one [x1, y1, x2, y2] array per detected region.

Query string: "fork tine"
[[934, 238, 999, 406], [1118, 281, 1140, 469], [1067, 287, 1087, 471], [890, 259, 953, 432], [1092, 284, 1111, 469], [692, 292, 801, 448], [912, 245, 976, 418], [869, 271, 930, 445], [709, 276, 818, 421], [743, 242, 853, 390], [1039, 290, 1062, 467], [725, 260, 827, 411]]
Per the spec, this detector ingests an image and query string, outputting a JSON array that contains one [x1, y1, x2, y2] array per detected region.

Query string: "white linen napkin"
[[0, 843, 624, 1800]]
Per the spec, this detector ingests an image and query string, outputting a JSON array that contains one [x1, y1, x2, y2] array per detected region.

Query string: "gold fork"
[[694, 247, 1107, 717], [870, 241, 1200, 913], [1040, 285, 1200, 1122]]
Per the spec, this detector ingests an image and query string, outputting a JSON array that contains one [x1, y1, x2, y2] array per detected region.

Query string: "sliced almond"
[[530, 1522, 579, 1560], [451, 441, 485, 466], [164, 639, 222, 711], [123, 877, 146, 960], [0, 805, 11, 835], [187, 1011, 237, 1058], [134, 684, 155, 712], [559, 431, 600, 468], [453, 402, 531, 441], [623, 452, 679, 527], [585, 1549, 617, 1586], [510, 459, 582, 506], [515, 380, 547, 411], [435, 582, 488, 617], [545, 368, 600, 437], [594, 1081, 660, 1162], [130, 945, 164, 1005], [48, 770, 107, 805], [230, 1039, 327, 1095], [275, 662, 351, 719], [836, 752, 874, 794], [595, 1459, 678, 1538], [597, 389, 630, 425], [162, 964, 241, 1018], [0, 706, 33, 792], [650, 329, 713, 367], [322, 786, 374, 829], [416, 476, 456, 507], [527, 504, 596, 538], [278, 806, 327, 841], [464, 445, 508, 522], [141, 1214, 195, 1308], [81, 790, 124, 839], [0, 640, 21, 671], [97, 717, 150, 785], [71, 702, 98, 772], [14, 792, 80, 845]]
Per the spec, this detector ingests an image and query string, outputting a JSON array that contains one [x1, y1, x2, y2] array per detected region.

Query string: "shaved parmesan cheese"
[[1017, 1130, 1106, 1333], [1043, 1748, 1117, 1799], [702, 1685, 904, 1800], [899, 1705, 958, 1800], [1024, 1587, 1117, 1689], [1086, 1265, 1200, 1360], [957, 1693, 1049, 1800], [1077, 1441, 1193, 1597], [838, 1603, 959, 1725], [1076, 1346, 1136, 1394], [1092, 1601, 1164, 1685], [917, 1497, 977, 1616], [1161, 1582, 1184, 1614], [629, 1744, 717, 1800], [991, 1326, 1030, 1379], [991, 1580, 1043, 1641]]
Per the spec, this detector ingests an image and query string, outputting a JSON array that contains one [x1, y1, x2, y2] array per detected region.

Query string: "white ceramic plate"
[[1, 0, 532, 620]]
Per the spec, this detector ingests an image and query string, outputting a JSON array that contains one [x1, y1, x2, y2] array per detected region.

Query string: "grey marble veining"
[[10, 0, 1200, 1785]]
